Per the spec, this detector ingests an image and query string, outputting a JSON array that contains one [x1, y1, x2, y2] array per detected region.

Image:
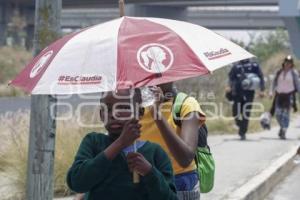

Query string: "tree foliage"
[[248, 29, 290, 62]]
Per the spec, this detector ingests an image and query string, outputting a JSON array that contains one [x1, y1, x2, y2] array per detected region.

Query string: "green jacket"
[[67, 132, 178, 200]]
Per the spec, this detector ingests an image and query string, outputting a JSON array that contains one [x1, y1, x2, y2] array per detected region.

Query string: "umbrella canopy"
[[11, 16, 253, 94]]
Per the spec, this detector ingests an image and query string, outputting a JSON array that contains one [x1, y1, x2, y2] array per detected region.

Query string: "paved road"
[[201, 120, 300, 200], [0, 97, 30, 114], [266, 164, 300, 200]]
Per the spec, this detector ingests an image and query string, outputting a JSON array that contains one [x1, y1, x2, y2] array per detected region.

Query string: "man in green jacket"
[[67, 89, 178, 200]]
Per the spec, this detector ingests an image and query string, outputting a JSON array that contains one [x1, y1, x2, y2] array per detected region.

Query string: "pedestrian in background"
[[269, 55, 300, 139], [227, 58, 265, 140]]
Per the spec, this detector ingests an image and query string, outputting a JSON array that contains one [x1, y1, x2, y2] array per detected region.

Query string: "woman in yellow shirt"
[[140, 83, 205, 200]]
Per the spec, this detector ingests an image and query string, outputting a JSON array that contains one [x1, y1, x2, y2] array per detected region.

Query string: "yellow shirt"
[[140, 96, 205, 175]]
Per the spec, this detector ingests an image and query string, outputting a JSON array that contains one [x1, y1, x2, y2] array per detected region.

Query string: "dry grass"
[[0, 47, 32, 84], [0, 111, 29, 200], [0, 46, 31, 97], [0, 109, 104, 199], [0, 84, 25, 97]]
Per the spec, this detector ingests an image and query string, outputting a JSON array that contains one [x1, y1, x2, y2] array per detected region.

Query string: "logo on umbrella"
[[137, 43, 174, 73], [30, 50, 54, 78]]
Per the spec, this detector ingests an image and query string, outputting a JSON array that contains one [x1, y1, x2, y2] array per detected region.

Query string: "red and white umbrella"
[[11, 16, 253, 94]]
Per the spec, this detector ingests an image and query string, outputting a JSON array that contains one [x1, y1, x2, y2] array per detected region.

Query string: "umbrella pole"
[[119, 0, 125, 17], [26, 1, 61, 200]]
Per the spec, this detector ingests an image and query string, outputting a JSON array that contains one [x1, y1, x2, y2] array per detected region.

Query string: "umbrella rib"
[[134, 73, 162, 86]]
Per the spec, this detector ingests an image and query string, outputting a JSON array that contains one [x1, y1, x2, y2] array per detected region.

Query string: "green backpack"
[[172, 92, 215, 193]]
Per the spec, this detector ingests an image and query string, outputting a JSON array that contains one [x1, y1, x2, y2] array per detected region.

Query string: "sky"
[[215, 30, 275, 44], [189, 6, 281, 44]]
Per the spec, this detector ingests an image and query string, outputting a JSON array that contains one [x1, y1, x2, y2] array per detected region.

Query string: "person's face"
[[157, 82, 173, 93], [283, 61, 293, 70], [100, 90, 142, 139]]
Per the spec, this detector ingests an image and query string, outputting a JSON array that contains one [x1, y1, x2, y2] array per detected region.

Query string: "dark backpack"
[[172, 92, 215, 193]]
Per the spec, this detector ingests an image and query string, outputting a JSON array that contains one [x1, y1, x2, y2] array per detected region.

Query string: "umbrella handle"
[[133, 171, 140, 183]]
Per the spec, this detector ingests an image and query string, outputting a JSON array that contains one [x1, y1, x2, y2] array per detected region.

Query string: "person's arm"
[[153, 110, 199, 167], [256, 64, 265, 91], [293, 70, 300, 93], [228, 66, 235, 87], [150, 88, 201, 167], [104, 120, 141, 160], [66, 133, 114, 193], [142, 145, 178, 200], [226, 65, 237, 93], [67, 121, 141, 193], [270, 70, 280, 97]]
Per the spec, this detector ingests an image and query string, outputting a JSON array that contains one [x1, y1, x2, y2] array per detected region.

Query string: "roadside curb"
[[227, 145, 298, 200]]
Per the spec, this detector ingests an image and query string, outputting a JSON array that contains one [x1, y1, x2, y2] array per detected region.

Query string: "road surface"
[[266, 163, 300, 200]]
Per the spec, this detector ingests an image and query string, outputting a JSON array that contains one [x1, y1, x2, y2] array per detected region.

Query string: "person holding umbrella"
[[67, 89, 178, 200]]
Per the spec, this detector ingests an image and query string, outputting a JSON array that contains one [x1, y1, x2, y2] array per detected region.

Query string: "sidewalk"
[[202, 119, 300, 200]]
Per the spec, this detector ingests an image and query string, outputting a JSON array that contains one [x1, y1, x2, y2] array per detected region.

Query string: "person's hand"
[[117, 119, 141, 148], [225, 86, 231, 93], [73, 193, 84, 200], [259, 91, 265, 98], [127, 152, 152, 176], [149, 86, 164, 119], [269, 92, 273, 99], [293, 106, 298, 113], [149, 86, 164, 107]]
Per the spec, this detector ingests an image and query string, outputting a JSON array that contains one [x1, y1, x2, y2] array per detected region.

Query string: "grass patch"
[[0, 110, 104, 199], [0, 47, 32, 84], [0, 84, 25, 97], [0, 46, 31, 97]]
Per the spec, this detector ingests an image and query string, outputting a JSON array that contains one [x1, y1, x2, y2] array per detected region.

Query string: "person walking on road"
[[227, 58, 265, 140], [269, 55, 300, 139]]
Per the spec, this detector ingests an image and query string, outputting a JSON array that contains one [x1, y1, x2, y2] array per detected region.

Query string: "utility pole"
[[26, 1, 61, 200]]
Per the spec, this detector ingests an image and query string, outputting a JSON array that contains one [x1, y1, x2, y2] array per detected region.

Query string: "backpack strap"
[[172, 92, 189, 127]]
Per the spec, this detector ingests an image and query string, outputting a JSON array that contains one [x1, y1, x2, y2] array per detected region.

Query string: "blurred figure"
[[260, 111, 272, 130], [227, 58, 265, 140], [269, 55, 300, 139]]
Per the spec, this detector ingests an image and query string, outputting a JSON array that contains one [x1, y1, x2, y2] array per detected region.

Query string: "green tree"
[[248, 29, 290, 62]]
